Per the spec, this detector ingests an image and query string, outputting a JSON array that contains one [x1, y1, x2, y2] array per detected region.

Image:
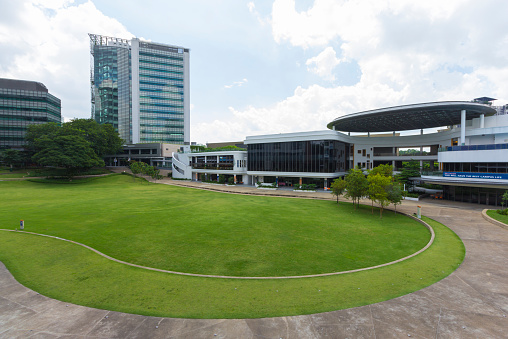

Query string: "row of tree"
[[330, 164, 406, 218]]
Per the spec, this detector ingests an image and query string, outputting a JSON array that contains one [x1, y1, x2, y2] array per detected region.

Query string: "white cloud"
[[194, 0, 508, 143], [224, 78, 248, 89], [306, 47, 342, 81], [247, 1, 270, 26], [0, 0, 133, 120]]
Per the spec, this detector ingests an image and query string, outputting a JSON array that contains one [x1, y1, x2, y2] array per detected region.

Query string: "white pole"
[[460, 110, 466, 145]]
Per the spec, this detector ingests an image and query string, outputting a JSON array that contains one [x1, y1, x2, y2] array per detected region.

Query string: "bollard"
[[20, 220, 24, 230], [417, 206, 421, 219]]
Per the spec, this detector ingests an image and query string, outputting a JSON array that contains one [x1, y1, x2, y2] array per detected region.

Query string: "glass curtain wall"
[[138, 42, 185, 143], [248, 140, 349, 173], [92, 45, 131, 142], [0, 88, 61, 148]]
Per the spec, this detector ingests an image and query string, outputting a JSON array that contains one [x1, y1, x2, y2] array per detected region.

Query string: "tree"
[[26, 119, 123, 158], [396, 160, 421, 188], [129, 161, 143, 181], [25, 122, 61, 155], [387, 183, 405, 214], [32, 135, 104, 178], [1, 149, 22, 170], [344, 167, 368, 209], [368, 174, 391, 217], [330, 177, 346, 203], [369, 164, 393, 178], [64, 119, 123, 157], [502, 190, 508, 209]]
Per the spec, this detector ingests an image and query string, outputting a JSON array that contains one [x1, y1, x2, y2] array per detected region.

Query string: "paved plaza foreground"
[[1, 179, 507, 338]]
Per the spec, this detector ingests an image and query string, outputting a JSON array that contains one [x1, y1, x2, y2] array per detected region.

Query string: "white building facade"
[[173, 101, 508, 205]]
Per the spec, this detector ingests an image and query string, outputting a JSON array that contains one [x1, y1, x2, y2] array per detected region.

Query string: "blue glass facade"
[[138, 42, 185, 143]]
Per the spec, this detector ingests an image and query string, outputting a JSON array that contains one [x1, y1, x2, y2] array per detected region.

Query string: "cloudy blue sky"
[[1, 0, 507, 144]]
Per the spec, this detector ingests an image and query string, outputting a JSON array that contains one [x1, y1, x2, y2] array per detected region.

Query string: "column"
[[324, 178, 328, 189], [480, 113, 485, 128], [234, 174, 237, 184], [460, 109, 466, 145], [299, 177, 302, 186]]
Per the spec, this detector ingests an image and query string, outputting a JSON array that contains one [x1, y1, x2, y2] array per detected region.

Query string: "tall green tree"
[[330, 177, 346, 203], [387, 183, 405, 214], [369, 164, 393, 178], [344, 167, 368, 209], [367, 174, 391, 217], [1, 149, 22, 170], [396, 160, 421, 188], [32, 135, 104, 178], [64, 119, 123, 157]]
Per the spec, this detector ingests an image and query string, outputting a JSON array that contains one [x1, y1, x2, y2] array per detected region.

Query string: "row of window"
[[140, 73, 184, 82], [139, 66, 183, 76], [442, 162, 508, 173], [140, 59, 183, 69]]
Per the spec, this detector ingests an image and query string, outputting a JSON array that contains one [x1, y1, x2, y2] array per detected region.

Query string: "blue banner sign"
[[443, 172, 508, 180]]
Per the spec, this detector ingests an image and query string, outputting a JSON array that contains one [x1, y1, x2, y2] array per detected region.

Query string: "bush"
[[496, 209, 508, 215], [297, 184, 317, 191], [405, 192, 420, 198], [218, 174, 226, 184], [227, 177, 235, 185]]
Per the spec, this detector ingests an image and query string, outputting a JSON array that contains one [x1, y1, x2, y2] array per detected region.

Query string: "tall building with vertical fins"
[[89, 34, 190, 145]]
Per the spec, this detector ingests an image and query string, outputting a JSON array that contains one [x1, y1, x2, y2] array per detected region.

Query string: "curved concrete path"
[[1, 185, 507, 338]]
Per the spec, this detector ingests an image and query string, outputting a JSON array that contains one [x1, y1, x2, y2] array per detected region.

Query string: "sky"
[[1, 0, 508, 144]]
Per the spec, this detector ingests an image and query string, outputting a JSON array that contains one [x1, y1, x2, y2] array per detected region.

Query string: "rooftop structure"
[[327, 101, 496, 132]]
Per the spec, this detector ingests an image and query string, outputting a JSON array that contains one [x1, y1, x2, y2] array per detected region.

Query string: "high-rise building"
[[0, 78, 61, 150], [89, 34, 190, 145]]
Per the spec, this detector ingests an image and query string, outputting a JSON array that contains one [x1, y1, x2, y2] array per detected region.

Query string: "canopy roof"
[[327, 101, 497, 132]]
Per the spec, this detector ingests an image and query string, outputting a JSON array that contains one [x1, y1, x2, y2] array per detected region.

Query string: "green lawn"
[[0, 174, 429, 277], [0, 168, 28, 178], [486, 209, 508, 225], [0, 174, 465, 318]]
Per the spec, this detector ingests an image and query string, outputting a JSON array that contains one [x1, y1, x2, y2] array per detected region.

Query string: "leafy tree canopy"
[[32, 135, 104, 178], [330, 178, 346, 203], [344, 167, 369, 208]]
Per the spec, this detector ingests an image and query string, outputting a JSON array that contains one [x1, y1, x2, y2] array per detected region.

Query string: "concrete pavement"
[[1, 180, 507, 338]]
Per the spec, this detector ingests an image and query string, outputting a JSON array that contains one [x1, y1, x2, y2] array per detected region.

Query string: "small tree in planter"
[[227, 177, 235, 185], [218, 174, 226, 184]]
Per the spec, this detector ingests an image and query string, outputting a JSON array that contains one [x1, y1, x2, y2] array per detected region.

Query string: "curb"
[[481, 209, 508, 231]]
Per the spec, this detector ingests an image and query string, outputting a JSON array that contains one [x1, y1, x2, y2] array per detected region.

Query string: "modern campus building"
[[0, 78, 61, 150], [89, 34, 190, 145], [173, 99, 508, 206]]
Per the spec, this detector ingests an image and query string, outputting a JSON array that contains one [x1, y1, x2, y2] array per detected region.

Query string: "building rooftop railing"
[[439, 143, 508, 152]]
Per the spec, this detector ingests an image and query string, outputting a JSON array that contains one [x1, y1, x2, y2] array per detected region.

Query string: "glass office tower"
[[89, 34, 190, 144], [0, 78, 61, 149]]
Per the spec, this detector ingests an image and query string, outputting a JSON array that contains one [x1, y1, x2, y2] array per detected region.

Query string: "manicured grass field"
[[0, 216, 464, 319], [486, 209, 508, 225], [0, 174, 429, 277], [0, 167, 28, 178], [0, 174, 465, 318]]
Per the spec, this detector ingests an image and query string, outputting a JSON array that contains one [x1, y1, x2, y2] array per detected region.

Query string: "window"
[[362, 149, 366, 156], [358, 150, 361, 154]]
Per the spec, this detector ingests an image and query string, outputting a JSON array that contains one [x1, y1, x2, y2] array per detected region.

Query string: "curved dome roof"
[[327, 101, 497, 132]]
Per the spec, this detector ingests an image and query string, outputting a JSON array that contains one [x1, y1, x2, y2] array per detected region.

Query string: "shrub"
[[227, 177, 235, 185], [298, 184, 317, 191], [496, 208, 508, 215], [218, 174, 226, 184]]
